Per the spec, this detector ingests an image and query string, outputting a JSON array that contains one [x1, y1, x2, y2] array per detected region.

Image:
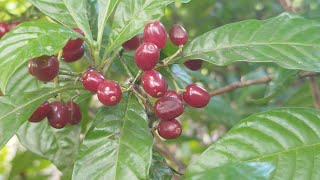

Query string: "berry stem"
[[59, 70, 81, 77], [82, 36, 96, 64], [119, 54, 134, 79], [100, 48, 122, 73], [162, 45, 183, 66], [54, 50, 63, 100], [128, 70, 142, 91], [165, 66, 183, 92]]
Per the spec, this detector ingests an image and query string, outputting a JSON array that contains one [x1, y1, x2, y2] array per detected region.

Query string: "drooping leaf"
[[186, 108, 320, 180], [186, 162, 274, 180], [73, 93, 153, 180], [176, 13, 320, 72], [0, 85, 81, 150], [17, 122, 81, 179], [29, 0, 93, 41], [0, 21, 79, 93], [104, 0, 173, 54]]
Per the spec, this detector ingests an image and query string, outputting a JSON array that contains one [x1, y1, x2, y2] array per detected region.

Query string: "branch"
[[210, 72, 319, 96]]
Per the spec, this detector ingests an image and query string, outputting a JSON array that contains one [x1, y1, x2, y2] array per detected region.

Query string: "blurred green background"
[[1, 0, 318, 179]]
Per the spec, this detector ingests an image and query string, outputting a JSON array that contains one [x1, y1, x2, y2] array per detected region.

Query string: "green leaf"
[[251, 68, 298, 104], [0, 85, 80, 150], [186, 162, 274, 180], [29, 0, 93, 41], [185, 108, 320, 180], [0, 21, 79, 93], [97, 0, 119, 48], [17, 122, 81, 179], [73, 93, 153, 180], [105, 0, 173, 54], [29, 0, 77, 27], [177, 13, 320, 72], [149, 152, 174, 180]]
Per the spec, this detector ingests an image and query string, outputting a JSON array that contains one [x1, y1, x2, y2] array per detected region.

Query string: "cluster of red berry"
[[120, 21, 210, 139], [0, 21, 20, 38], [27, 29, 86, 128]]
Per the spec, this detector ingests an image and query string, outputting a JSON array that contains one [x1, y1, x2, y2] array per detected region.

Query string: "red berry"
[[141, 70, 167, 98], [81, 71, 105, 93], [65, 101, 82, 125], [135, 42, 160, 71], [154, 97, 184, 120], [63, 28, 85, 51], [157, 119, 182, 139], [184, 60, 203, 71], [143, 21, 167, 49], [122, 35, 140, 50], [6, 21, 20, 31], [0, 22, 8, 38], [63, 47, 84, 62], [29, 55, 59, 81], [163, 90, 182, 101], [169, 24, 188, 46], [28, 101, 51, 123], [97, 80, 122, 106], [183, 84, 210, 108], [47, 102, 69, 129]]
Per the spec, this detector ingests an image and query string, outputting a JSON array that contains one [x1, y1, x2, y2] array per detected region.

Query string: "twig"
[[309, 77, 320, 109], [210, 72, 319, 96], [153, 134, 186, 172]]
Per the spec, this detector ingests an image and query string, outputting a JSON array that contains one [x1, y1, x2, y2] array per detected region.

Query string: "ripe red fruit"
[[183, 84, 210, 108], [63, 28, 85, 51], [47, 102, 69, 129], [28, 55, 59, 81], [154, 97, 184, 120], [63, 47, 84, 62], [163, 90, 182, 101], [122, 35, 140, 50], [169, 24, 188, 46], [81, 71, 105, 93], [184, 59, 203, 71], [141, 70, 167, 98], [65, 101, 82, 125], [157, 119, 182, 139], [28, 101, 51, 123], [6, 21, 20, 31], [97, 80, 122, 106], [0, 22, 8, 38], [134, 42, 160, 71], [143, 21, 167, 49]]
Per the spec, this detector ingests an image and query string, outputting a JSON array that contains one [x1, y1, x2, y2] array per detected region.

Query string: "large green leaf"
[[29, 0, 93, 41], [17, 122, 81, 179], [97, 0, 119, 48], [186, 162, 274, 180], [185, 108, 320, 179], [104, 0, 173, 54], [28, 0, 77, 27], [177, 13, 320, 72], [0, 85, 80, 150], [0, 21, 79, 93], [73, 93, 153, 180]]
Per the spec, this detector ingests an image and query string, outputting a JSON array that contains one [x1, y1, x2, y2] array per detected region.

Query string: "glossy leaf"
[[104, 0, 173, 54], [0, 21, 79, 93], [0, 85, 80, 150], [177, 13, 320, 72], [29, 0, 93, 41], [186, 108, 320, 179], [97, 0, 119, 48], [73, 93, 153, 180], [29, 0, 77, 27], [186, 162, 274, 180], [17, 122, 81, 179], [149, 152, 174, 180]]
